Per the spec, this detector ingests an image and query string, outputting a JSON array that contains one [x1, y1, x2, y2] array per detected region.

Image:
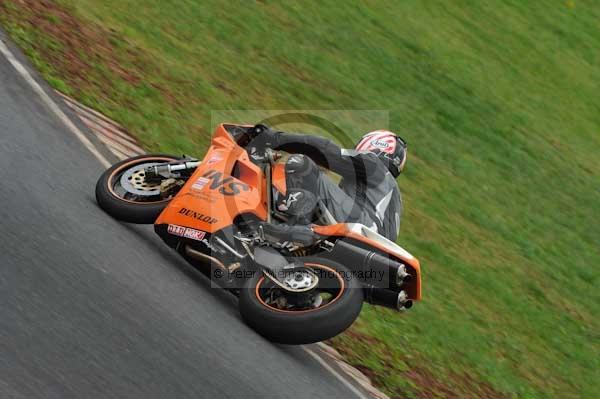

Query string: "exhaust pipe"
[[396, 264, 412, 286], [396, 290, 413, 311], [323, 239, 412, 290], [184, 245, 229, 271], [364, 286, 413, 311]]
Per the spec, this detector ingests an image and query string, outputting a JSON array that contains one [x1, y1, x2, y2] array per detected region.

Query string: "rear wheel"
[[239, 256, 363, 344], [95, 154, 183, 224]]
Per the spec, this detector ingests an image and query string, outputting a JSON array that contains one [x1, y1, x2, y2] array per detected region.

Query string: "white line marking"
[[95, 133, 141, 158], [303, 347, 369, 399], [0, 39, 111, 168], [56, 90, 128, 132], [97, 138, 129, 160]]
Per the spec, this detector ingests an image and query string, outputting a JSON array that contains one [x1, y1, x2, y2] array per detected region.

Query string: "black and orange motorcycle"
[[95, 123, 421, 344]]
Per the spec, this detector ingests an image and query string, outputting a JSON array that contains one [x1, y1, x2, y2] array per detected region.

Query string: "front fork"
[[264, 149, 275, 223], [145, 159, 201, 181]]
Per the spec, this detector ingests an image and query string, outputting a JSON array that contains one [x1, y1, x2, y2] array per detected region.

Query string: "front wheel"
[[95, 154, 183, 224], [239, 257, 363, 345]]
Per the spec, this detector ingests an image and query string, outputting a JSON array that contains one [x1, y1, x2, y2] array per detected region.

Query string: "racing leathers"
[[256, 130, 403, 242]]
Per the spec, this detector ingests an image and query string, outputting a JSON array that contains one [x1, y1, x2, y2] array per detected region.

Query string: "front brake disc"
[[120, 163, 163, 196]]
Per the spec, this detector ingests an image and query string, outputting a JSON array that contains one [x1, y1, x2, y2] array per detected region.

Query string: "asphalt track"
[[0, 32, 362, 399]]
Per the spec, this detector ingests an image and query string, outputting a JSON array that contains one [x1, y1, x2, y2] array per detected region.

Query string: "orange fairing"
[[313, 224, 422, 300], [155, 124, 267, 232]]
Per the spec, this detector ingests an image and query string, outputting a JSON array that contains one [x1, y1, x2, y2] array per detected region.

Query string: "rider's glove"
[[248, 124, 280, 151]]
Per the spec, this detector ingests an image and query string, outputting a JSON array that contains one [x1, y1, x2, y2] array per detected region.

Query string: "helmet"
[[355, 130, 407, 177]]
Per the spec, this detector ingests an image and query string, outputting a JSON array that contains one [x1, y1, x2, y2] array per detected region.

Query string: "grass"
[[1, 0, 599, 397]]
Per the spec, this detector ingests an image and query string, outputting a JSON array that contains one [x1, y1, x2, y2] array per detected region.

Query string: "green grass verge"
[[1, 1, 598, 397]]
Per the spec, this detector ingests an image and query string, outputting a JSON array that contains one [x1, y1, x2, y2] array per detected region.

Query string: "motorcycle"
[[95, 123, 421, 344]]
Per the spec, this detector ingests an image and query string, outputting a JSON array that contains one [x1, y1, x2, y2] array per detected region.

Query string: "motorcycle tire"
[[95, 154, 182, 224], [239, 256, 363, 345]]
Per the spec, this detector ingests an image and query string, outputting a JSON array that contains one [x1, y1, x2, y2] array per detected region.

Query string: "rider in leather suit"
[[250, 125, 407, 243]]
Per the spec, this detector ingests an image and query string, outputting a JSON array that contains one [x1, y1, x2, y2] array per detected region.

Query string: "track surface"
[[0, 36, 359, 398]]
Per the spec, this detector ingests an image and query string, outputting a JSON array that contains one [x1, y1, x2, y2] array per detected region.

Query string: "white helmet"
[[355, 130, 407, 176]]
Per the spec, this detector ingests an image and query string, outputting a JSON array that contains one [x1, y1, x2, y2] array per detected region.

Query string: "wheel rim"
[[254, 263, 346, 314], [107, 157, 178, 204]]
